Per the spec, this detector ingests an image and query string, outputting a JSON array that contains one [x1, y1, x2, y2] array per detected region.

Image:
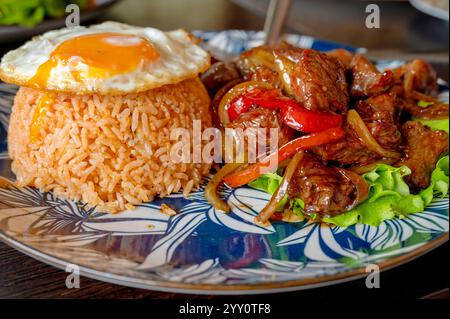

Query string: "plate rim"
[[410, 0, 449, 20], [1, 230, 447, 294]]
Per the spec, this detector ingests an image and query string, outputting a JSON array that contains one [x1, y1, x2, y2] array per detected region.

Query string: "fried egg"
[[0, 22, 210, 94]]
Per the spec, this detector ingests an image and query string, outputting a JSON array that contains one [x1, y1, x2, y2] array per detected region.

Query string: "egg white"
[[0, 22, 211, 94]]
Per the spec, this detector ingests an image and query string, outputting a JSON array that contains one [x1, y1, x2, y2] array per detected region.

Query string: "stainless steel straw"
[[264, 0, 293, 45]]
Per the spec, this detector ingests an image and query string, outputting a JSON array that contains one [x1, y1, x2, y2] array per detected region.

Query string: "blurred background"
[[0, 0, 449, 77], [103, 0, 449, 51]]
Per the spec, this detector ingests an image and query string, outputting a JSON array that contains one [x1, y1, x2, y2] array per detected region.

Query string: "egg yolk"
[[29, 33, 160, 88], [30, 92, 54, 143]]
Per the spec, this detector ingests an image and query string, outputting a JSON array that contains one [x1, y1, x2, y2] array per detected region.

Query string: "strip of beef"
[[397, 121, 448, 190], [201, 61, 241, 96], [287, 153, 368, 217], [273, 48, 349, 114], [237, 45, 276, 76], [314, 93, 403, 166], [349, 54, 394, 98], [400, 99, 449, 120], [246, 65, 282, 89], [326, 49, 354, 68], [354, 93, 402, 151], [235, 44, 296, 89], [226, 107, 294, 152], [393, 59, 439, 97], [391, 59, 445, 120], [313, 121, 380, 166]]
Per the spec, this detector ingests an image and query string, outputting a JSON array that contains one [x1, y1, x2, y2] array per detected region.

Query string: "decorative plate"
[[410, 0, 449, 21], [0, 31, 448, 294]]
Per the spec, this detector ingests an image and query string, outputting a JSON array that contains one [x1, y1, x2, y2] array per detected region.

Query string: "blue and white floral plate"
[[0, 31, 448, 294]]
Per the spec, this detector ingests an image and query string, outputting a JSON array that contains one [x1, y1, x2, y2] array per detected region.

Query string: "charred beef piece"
[[226, 107, 294, 148], [393, 59, 439, 97], [354, 93, 402, 151], [237, 46, 275, 73], [273, 48, 349, 113], [246, 65, 282, 89], [314, 93, 404, 166], [312, 121, 380, 166], [236, 44, 296, 89], [401, 100, 449, 120], [287, 153, 368, 217], [349, 54, 394, 98], [201, 61, 242, 96], [391, 60, 443, 119], [326, 49, 354, 68], [398, 98, 449, 120], [397, 121, 448, 190]]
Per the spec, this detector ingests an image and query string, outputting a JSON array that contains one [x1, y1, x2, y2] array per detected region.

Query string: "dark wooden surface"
[[1, 240, 448, 299], [0, 0, 449, 299]]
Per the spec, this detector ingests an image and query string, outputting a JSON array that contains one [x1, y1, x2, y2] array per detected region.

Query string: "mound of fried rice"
[[8, 78, 212, 212]]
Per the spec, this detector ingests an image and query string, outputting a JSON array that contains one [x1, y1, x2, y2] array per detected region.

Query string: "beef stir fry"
[[201, 44, 449, 224], [398, 121, 448, 190]]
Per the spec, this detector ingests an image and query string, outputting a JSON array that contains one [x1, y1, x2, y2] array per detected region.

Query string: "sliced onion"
[[411, 90, 441, 103], [403, 71, 414, 98], [212, 79, 242, 128], [256, 152, 304, 224], [218, 81, 273, 126], [338, 168, 370, 211], [280, 209, 304, 223], [205, 163, 242, 212], [347, 109, 400, 159]]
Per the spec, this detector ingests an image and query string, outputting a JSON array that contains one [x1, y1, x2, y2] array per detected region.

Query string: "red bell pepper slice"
[[279, 102, 343, 133], [223, 127, 345, 188], [227, 88, 280, 121], [227, 88, 343, 133]]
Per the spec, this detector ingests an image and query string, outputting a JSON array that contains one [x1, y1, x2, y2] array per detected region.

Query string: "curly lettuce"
[[248, 172, 282, 195], [249, 155, 449, 227]]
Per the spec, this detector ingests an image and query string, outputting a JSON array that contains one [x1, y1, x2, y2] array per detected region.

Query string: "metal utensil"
[[264, 0, 292, 45]]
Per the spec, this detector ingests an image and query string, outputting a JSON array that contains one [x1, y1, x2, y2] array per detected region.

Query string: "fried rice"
[[8, 77, 212, 212]]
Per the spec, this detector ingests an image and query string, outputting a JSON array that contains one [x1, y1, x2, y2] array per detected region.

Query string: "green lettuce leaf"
[[322, 156, 449, 226], [0, 0, 87, 27], [290, 198, 305, 215], [249, 155, 449, 227], [420, 155, 449, 206], [248, 173, 282, 195], [415, 118, 449, 134], [417, 100, 434, 108], [413, 100, 449, 134]]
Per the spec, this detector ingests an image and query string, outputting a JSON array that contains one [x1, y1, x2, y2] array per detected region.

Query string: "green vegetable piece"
[[417, 100, 434, 108], [323, 210, 359, 227], [415, 118, 449, 134]]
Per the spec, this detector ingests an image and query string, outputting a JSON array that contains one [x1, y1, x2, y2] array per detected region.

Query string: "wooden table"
[[0, 0, 448, 299], [1, 241, 448, 299]]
